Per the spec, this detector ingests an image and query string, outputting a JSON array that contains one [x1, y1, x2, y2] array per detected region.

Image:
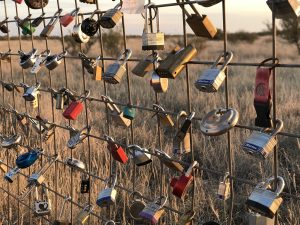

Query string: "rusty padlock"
[[40, 9, 62, 38], [63, 91, 90, 120]]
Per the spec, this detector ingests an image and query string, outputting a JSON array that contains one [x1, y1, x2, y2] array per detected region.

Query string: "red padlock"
[[13, 0, 23, 4], [63, 90, 90, 120], [170, 161, 198, 199], [105, 135, 128, 164], [60, 8, 80, 27]]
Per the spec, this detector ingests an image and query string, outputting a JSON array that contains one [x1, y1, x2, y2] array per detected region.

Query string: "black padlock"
[[81, 9, 100, 37], [32, 13, 45, 28], [0, 18, 9, 34], [80, 174, 90, 194]]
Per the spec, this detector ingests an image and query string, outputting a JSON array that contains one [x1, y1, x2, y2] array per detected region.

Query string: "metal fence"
[[0, 0, 299, 225]]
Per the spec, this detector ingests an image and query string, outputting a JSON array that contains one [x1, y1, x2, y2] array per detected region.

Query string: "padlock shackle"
[[82, 204, 94, 214], [104, 134, 115, 143], [106, 174, 117, 189], [47, 9, 63, 26], [271, 119, 283, 136], [127, 144, 143, 156], [57, 50, 68, 61], [154, 148, 171, 158], [211, 51, 233, 71], [58, 195, 71, 220], [177, 0, 203, 18], [79, 90, 91, 102], [184, 160, 198, 176], [187, 111, 196, 121], [70, 7, 81, 17], [117, 49, 132, 66], [258, 57, 279, 70], [113, 2, 122, 10], [0, 17, 9, 26], [222, 172, 230, 183], [105, 220, 116, 225], [176, 110, 187, 129], [263, 176, 285, 196], [129, 191, 143, 202], [143, 3, 159, 33]]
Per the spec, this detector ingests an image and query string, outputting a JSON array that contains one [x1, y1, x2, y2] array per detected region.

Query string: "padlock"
[[200, 108, 239, 136], [178, 0, 217, 38], [79, 0, 96, 3], [0, 18, 9, 33], [51, 88, 76, 110], [63, 90, 90, 120], [139, 195, 167, 224], [103, 49, 132, 84], [79, 53, 102, 80], [34, 184, 51, 216], [128, 191, 146, 221], [1, 82, 16, 92], [173, 111, 195, 155], [105, 220, 116, 225], [1, 134, 21, 149], [132, 53, 157, 77], [170, 161, 198, 199], [45, 51, 67, 70], [150, 71, 169, 93], [0, 160, 8, 173], [22, 82, 40, 102], [155, 149, 184, 173], [31, 50, 51, 74], [74, 204, 93, 225], [81, 9, 100, 36], [242, 119, 283, 160], [156, 44, 197, 79], [96, 174, 118, 207], [152, 104, 174, 127], [18, 48, 38, 69], [127, 145, 152, 166], [105, 135, 129, 164], [53, 196, 72, 225], [40, 10, 62, 38], [65, 157, 86, 171], [123, 105, 136, 120], [266, 0, 300, 19], [99, 3, 123, 29], [60, 8, 80, 27], [67, 126, 91, 149], [32, 13, 45, 28], [13, 0, 23, 4], [246, 176, 285, 218], [25, 0, 48, 9], [217, 172, 230, 200], [195, 51, 233, 92], [142, 3, 165, 50], [80, 174, 90, 194], [15, 14, 31, 31], [29, 116, 55, 141], [101, 95, 131, 127], [177, 210, 195, 225], [247, 212, 275, 225], [197, 0, 222, 7], [72, 9, 90, 43]]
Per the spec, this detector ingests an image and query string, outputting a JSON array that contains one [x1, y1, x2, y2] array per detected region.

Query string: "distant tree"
[[279, 17, 300, 54]]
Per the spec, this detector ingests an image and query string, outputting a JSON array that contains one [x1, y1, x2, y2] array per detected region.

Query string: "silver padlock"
[[152, 104, 174, 127], [67, 126, 91, 149], [242, 119, 283, 159], [65, 157, 86, 172], [21, 82, 40, 102], [246, 176, 285, 219], [31, 50, 51, 74], [128, 191, 146, 221], [45, 51, 67, 70], [103, 49, 132, 84], [74, 204, 93, 225], [139, 195, 167, 224], [217, 172, 230, 200], [18, 48, 38, 69], [1, 134, 21, 149], [266, 0, 300, 19], [127, 145, 152, 166], [34, 184, 52, 216], [142, 3, 165, 51], [195, 51, 233, 92], [72, 9, 90, 44], [155, 149, 184, 173], [96, 174, 117, 207], [247, 212, 275, 225], [101, 95, 131, 127]]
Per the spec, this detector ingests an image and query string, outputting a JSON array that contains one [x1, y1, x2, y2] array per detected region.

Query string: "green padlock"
[[123, 105, 136, 120], [22, 21, 36, 35]]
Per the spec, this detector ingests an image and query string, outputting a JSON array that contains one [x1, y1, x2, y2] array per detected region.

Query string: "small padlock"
[[99, 3, 123, 29], [1, 134, 21, 149], [72, 9, 90, 43], [96, 174, 118, 207], [156, 44, 197, 79], [132, 53, 157, 77], [45, 51, 67, 70], [155, 149, 184, 172], [142, 3, 165, 50], [128, 191, 146, 221], [139, 195, 167, 224], [60, 8, 80, 27], [177, 210, 195, 225], [81, 9, 100, 36], [79, 0, 96, 4], [32, 13, 45, 28], [53, 195, 72, 225], [217, 172, 230, 200], [25, 0, 48, 9], [266, 0, 300, 19], [40, 9, 62, 38], [123, 104, 136, 120], [170, 161, 198, 199], [0, 18, 9, 33], [195, 51, 233, 92], [242, 119, 283, 160], [63, 90, 90, 120], [74, 204, 93, 225], [67, 126, 91, 149], [34, 184, 51, 216], [246, 176, 285, 219], [247, 212, 275, 225], [18, 48, 38, 69], [80, 174, 90, 194], [152, 104, 174, 127], [103, 49, 132, 84], [105, 135, 129, 164], [31, 50, 51, 74], [21, 82, 40, 102], [150, 71, 168, 93], [65, 157, 86, 171], [127, 145, 152, 166]]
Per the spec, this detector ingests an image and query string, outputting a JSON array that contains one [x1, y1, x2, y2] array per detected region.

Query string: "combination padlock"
[[74, 204, 93, 225], [18, 48, 38, 69], [21, 82, 40, 102], [34, 184, 51, 217], [0, 18, 9, 33], [170, 161, 198, 199], [195, 51, 233, 92], [99, 3, 123, 29], [1, 134, 21, 149], [177, 210, 195, 225], [105, 135, 129, 164], [127, 145, 152, 166], [81, 9, 100, 36], [246, 176, 285, 219], [53, 195, 71, 225], [63, 90, 90, 120], [247, 212, 275, 225], [242, 119, 283, 159], [79, 0, 96, 4], [72, 10, 90, 43], [128, 191, 146, 221], [152, 104, 174, 127], [60, 8, 80, 27], [67, 126, 91, 149], [40, 9, 62, 38], [31, 50, 51, 74], [25, 0, 48, 9], [155, 149, 184, 172], [142, 3, 165, 50], [123, 105, 136, 120], [139, 195, 167, 224], [80, 174, 90, 194], [217, 172, 230, 200], [156, 44, 197, 79], [65, 157, 86, 172], [31, 13, 45, 28], [96, 174, 118, 207], [266, 0, 300, 19], [45, 51, 67, 70], [132, 53, 157, 77], [103, 49, 132, 84]]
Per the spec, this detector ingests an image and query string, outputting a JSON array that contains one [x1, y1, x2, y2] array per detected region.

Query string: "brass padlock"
[[142, 3, 165, 51], [247, 212, 275, 225], [74, 204, 93, 225], [99, 3, 123, 29], [152, 104, 174, 127], [266, 0, 300, 19], [72, 9, 90, 43], [155, 149, 184, 172], [40, 10, 62, 38], [217, 172, 230, 200], [132, 53, 157, 77]]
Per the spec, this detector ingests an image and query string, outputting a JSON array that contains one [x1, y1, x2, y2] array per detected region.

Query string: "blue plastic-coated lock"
[[123, 105, 136, 120], [16, 150, 40, 169]]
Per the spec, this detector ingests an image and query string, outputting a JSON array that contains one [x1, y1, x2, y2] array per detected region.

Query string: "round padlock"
[[128, 191, 146, 220], [81, 18, 99, 36], [25, 0, 49, 9], [200, 108, 239, 136], [16, 149, 40, 169]]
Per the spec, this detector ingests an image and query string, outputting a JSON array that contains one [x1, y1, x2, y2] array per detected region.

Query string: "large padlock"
[[142, 3, 165, 50], [0, 18, 9, 33], [81, 9, 100, 36], [246, 176, 285, 219], [178, 0, 217, 38], [32, 13, 45, 28], [31, 50, 51, 74], [170, 161, 198, 199], [127, 145, 152, 166], [40, 10, 62, 38], [45, 51, 67, 70], [21, 82, 40, 102], [156, 45, 197, 79], [177, 210, 195, 225], [101, 95, 131, 127], [79, 0, 96, 4], [65, 157, 86, 171], [99, 3, 123, 29], [96, 175, 118, 207], [18, 48, 38, 69], [60, 8, 80, 27], [128, 191, 146, 221], [34, 184, 51, 217], [155, 149, 184, 173], [25, 0, 48, 9], [72, 10, 90, 43], [266, 0, 300, 19], [217, 172, 230, 200], [53, 195, 72, 225], [103, 49, 132, 84], [63, 90, 90, 120], [67, 126, 91, 149], [105, 135, 129, 164], [247, 212, 275, 225], [242, 119, 283, 160], [139, 195, 167, 224], [123, 105, 136, 120], [195, 51, 233, 92], [152, 104, 174, 127], [74, 204, 93, 225], [132, 53, 157, 77], [1, 134, 21, 149]]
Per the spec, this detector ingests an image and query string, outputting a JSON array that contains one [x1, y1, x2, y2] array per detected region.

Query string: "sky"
[[0, 0, 272, 35]]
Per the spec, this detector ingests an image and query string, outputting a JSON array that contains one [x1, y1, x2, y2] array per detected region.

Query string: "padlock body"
[[110, 112, 131, 127], [56, 93, 65, 110], [80, 179, 90, 193], [79, 0, 96, 3], [170, 175, 193, 198], [96, 188, 117, 207], [217, 182, 230, 200], [99, 9, 122, 29], [195, 69, 225, 92], [93, 66, 102, 80], [158, 114, 174, 127], [150, 72, 168, 93], [129, 200, 146, 220], [132, 59, 154, 77], [104, 64, 126, 84], [22, 22, 36, 35], [60, 14, 75, 27], [248, 213, 275, 225], [63, 101, 84, 120], [142, 32, 165, 50], [34, 200, 51, 216], [28, 174, 45, 185], [0, 25, 9, 33], [20, 54, 36, 69], [242, 132, 277, 159], [40, 24, 55, 38], [266, 0, 300, 19], [32, 17, 44, 27], [133, 151, 152, 166], [108, 143, 129, 164], [123, 107, 136, 120], [186, 14, 217, 38], [139, 202, 165, 224]]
